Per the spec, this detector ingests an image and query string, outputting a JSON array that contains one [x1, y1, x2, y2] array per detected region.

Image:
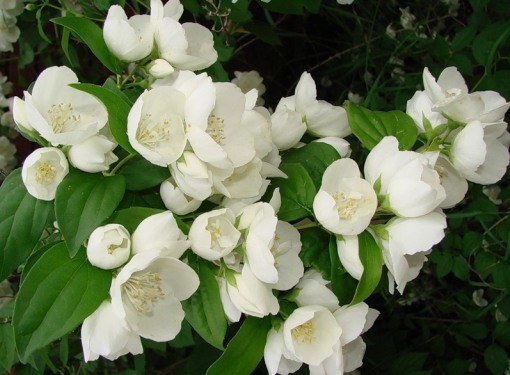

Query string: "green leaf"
[[271, 163, 316, 222], [0, 169, 53, 281], [119, 156, 170, 191], [350, 231, 383, 305], [391, 352, 428, 375], [20, 241, 62, 286], [299, 227, 331, 279], [13, 242, 111, 362], [55, 171, 126, 257], [51, 16, 124, 74], [206, 317, 271, 375], [182, 262, 227, 350], [258, 0, 321, 14], [0, 324, 17, 372], [472, 21, 510, 67], [451, 26, 478, 51], [109, 207, 164, 233], [329, 236, 356, 305], [345, 101, 418, 150], [282, 142, 340, 189], [70, 83, 135, 154], [484, 344, 508, 375]]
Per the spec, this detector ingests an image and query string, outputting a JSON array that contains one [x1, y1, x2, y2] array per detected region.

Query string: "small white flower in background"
[[131, 211, 190, 258], [0, 135, 16, 176], [147, 59, 175, 78], [110, 248, 199, 342], [472, 289, 488, 307], [17, 66, 108, 146], [495, 309, 508, 323], [220, 264, 279, 319], [313, 158, 377, 235], [337, 0, 355, 4], [400, 7, 416, 30], [68, 135, 118, 173], [347, 91, 363, 104], [482, 185, 502, 205], [385, 23, 397, 39], [294, 270, 339, 312], [127, 86, 187, 167], [103, 5, 154, 62], [0, 1, 23, 52], [160, 178, 202, 215], [0, 73, 13, 107], [86, 224, 131, 270], [189, 208, 241, 261], [382, 211, 447, 294], [364, 136, 446, 217], [232, 71, 266, 106], [81, 300, 143, 362], [21, 147, 69, 201]]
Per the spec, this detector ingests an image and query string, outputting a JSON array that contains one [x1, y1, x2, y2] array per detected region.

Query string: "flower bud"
[[68, 135, 118, 173], [87, 224, 131, 269], [21, 147, 69, 201], [160, 179, 201, 215], [147, 59, 174, 78]]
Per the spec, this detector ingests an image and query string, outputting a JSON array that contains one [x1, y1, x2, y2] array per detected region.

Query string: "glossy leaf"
[[119, 156, 171, 191]]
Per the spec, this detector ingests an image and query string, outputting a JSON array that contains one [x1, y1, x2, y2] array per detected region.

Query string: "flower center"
[[206, 221, 222, 249], [107, 238, 129, 255], [333, 191, 362, 219], [445, 88, 461, 98], [435, 164, 447, 180], [35, 161, 56, 185], [123, 271, 165, 314], [292, 320, 315, 344], [206, 114, 225, 144], [47, 103, 81, 133], [136, 113, 178, 149]]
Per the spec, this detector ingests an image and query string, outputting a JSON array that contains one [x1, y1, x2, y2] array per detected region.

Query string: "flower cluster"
[[0, 0, 23, 52]]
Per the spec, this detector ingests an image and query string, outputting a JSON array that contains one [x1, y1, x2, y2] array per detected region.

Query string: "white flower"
[[86, 224, 131, 270], [127, 86, 187, 166], [0, 135, 16, 175], [68, 135, 118, 173], [270, 107, 307, 151], [238, 202, 279, 284], [313, 137, 351, 158], [450, 121, 509, 185], [103, 5, 154, 62], [214, 158, 265, 199], [472, 289, 488, 307], [110, 249, 199, 342], [12, 96, 32, 132], [264, 328, 303, 375], [433, 154, 468, 208], [294, 270, 339, 312], [382, 211, 447, 293], [313, 158, 377, 235], [337, 0, 354, 4], [189, 208, 241, 261], [155, 19, 217, 71], [364, 136, 446, 217], [21, 147, 69, 201], [131, 211, 190, 258], [170, 151, 214, 201], [482, 185, 502, 205], [147, 59, 175, 78], [0, 9, 20, 52], [81, 301, 143, 362], [232, 71, 266, 106], [21, 66, 108, 146], [223, 264, 279, 318], [283, 305, 342, 366], [347, 92, 362, 104], [336, 235, 364, 280], [160, 178, 202, 215], [406, 90, 446, 132], [268, 221, 304, 291]]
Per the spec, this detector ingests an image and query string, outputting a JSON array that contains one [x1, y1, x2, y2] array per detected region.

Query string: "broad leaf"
[[299, 227, 331, 279], [52, 17, 124, 74], [206, 317, 271, 375], [71, 83, 135, 154], [119, 156, 171, 191], [271, 163, 316, 222], [0, 169, 53, 281], [345, 101, 418, 150], [13, 242, 111, 362], [0, 324, 16, 372], [282, 142, 340, 189], [55, 171, 126, 257], [350, 231, 383, 305], [182, 261, 227, 350], [109, 207, 164, 233], [20, 241, 62, 286]]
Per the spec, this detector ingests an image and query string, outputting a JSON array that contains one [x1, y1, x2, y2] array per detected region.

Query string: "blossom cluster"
[[0, 0, 23, 52], [5, 0, 509, 374]]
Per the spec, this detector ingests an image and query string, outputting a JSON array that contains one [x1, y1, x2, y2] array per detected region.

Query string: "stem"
[[106, 153, 136, 176], [293, 221, 318, 230]]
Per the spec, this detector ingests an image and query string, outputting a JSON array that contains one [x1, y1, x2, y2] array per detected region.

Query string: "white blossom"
[[21, 147, 69, 201], [68, 135, 118, 173], [147, 59, 175, 78], [86, 224, 131, 270], [160, 178, 202, 215], [232, 70, 266, 106]]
